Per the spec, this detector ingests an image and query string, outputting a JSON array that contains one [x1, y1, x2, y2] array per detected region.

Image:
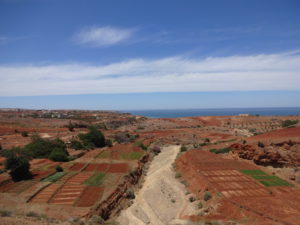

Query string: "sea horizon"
[[123, 107, 300, 118]]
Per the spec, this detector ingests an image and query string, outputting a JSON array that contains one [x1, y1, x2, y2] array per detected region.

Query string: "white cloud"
[[73, 26, 135, 47], [0, 52, 300, 96]]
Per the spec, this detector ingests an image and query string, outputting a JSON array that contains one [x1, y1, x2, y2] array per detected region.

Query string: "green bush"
[[42, 172, 65, 182], [203, 191, 212, 201], [282, 119, 299, 127], [21, 131, 28, 137], [209, 147, 232, 154], [70, 140, 85, 150], [49, 148, 69, 162], [24, 135, 67, 159], [78, 126, 106, 149], [56, 165, 63, 172], [135, 141, 147, 151], [5, 151, 30, 181], [180, 146, 187, 152]]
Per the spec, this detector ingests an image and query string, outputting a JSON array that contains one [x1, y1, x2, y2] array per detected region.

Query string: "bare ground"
[[117, 145, 198, 225]]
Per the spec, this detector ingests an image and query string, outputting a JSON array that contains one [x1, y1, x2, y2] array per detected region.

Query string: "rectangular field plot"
[[50, 185, 85, 205], [66, 172, 93, 185], [108, 163, 128, 173], [30, 183, 61, 203], [240, 170, 294, 187], [84, 172, 106, 186], [69, 163, 86, 171], [76, 186, 103, 207], [200, 169, 269, 198]]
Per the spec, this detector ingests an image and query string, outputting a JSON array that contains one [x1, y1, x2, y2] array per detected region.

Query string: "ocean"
[[124, 107, 300, 118]]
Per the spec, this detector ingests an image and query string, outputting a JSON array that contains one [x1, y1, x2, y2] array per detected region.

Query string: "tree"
[[49, 148, 68, 162], [5, 151, 30, 181], [24, 135, 67, 159], [78, 126, 106, 148]]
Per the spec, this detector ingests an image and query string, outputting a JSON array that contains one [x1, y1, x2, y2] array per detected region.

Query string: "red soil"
[[176, 150, 300, 224], [249, 126, 300, 142], [96, 163, 110, 172], [84, 164, 98, 172], [69, 163, 86, 171], [76, 186, 104, 207], [107, 163, 128, 173]]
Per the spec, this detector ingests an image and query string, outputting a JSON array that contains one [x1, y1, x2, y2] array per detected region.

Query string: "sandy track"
[[117, 145, 196, 225]]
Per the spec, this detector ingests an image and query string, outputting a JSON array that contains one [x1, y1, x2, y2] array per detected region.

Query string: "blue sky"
[[0, 0, 300, 110]]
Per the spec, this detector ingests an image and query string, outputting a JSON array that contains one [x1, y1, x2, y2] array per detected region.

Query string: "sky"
[[0, 0, 300, 110]]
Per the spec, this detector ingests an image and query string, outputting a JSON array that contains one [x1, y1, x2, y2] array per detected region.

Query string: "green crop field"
[[84, 172, 106, 186], [97, 151, 110, 159], [42, 172, 65, 182], [121, 151, 143, 160], [240, 170, 293, 187]]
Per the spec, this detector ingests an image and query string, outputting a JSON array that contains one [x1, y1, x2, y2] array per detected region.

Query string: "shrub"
[[0, 209, 12, 217], [197, 202, 203, 209], [203, 191, 212, 201], [189, 196, 196, 202], [105, 139, 113, 147], [26, 211, 39, 217], [67, 121, 75, 132], [24, 135, 67, 159], [175, 172, 182, 178], [21, 131, 28, 137], [209, 147, 231, 154], [70, 140, 85, 150], [56, 165, 63, 172], [282, 119, 299, 127], [135, 141, 147, 151], [79, 126, 106, 149], [126, 188, 135, 199], [5, 152, 30, 181], [49, 148, 69, 162], [180, 146, 187, 152], [257, 142, 265, 148]]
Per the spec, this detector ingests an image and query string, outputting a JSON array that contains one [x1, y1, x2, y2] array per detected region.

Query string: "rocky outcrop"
[[230, 142, 300, 167]]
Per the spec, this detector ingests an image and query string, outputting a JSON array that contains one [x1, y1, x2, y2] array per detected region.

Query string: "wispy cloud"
[[73, 26, 136, 47], [0, 51, 299, 96], [0, 35, 35, 45]]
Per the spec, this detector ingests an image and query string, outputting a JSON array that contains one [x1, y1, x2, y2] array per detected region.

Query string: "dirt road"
[[117, 145, 197, 225]]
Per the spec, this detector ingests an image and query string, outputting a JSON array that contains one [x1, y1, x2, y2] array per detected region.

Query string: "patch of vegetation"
[[126, 188, 135, 199], [26, 211, 39, 218], [209, 147, 232, 154], [49, 147, 69, 162], [55, 165, 63, 172], [175, 172, 182, 178], [97, 151, 110, 158], [240, 170, 267, 176], [24, 135, 69, 161], [189, 196, 196, 202], [0, 209, 12, 217], [42, 172, 65, 182], [70, 140, 85, 150], [78, 126, 106, 149], [5, 151, 31, 181], [240, 170, 294, 187], [135, 140, 147, 151], [21, 131, 28, 137], [180, 146, 187, 152], [84, 172, 106, 186], [259, 177, 294, 187], [197, 201, 203, 209], [282, 119, 299, 128], [203, 191, 212, 201], [121, 152, 143, 160]]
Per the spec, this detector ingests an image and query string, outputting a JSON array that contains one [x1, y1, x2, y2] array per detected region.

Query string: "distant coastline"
[[124, 107, 300, 118]]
